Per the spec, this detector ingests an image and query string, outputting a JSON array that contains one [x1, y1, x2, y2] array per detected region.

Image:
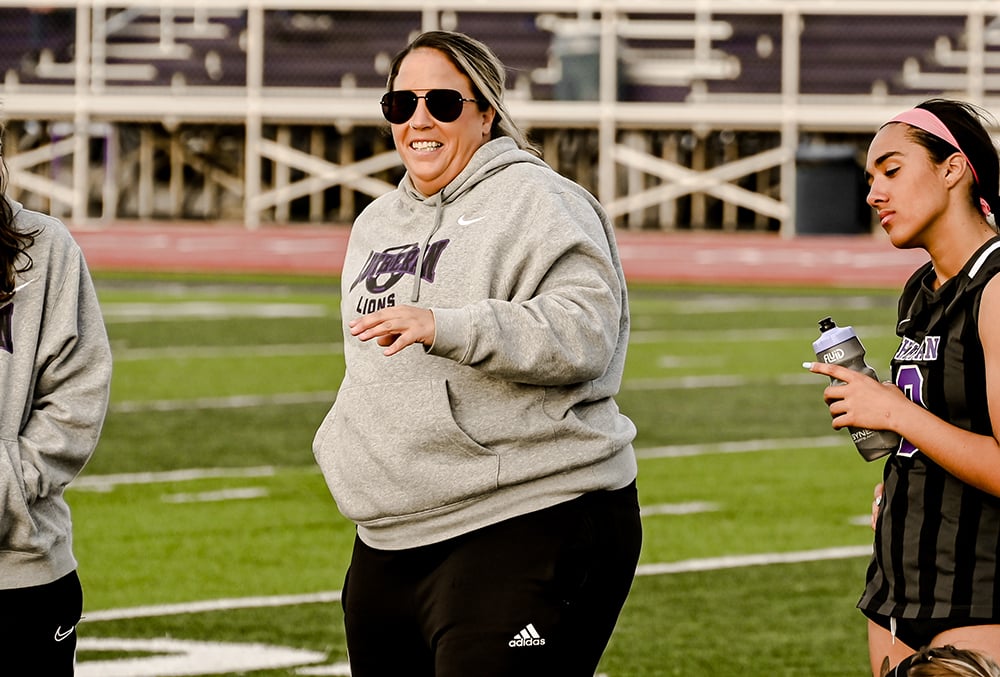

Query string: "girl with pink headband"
[[884, 106, 994, 219], [806, 98, 1000, 676]]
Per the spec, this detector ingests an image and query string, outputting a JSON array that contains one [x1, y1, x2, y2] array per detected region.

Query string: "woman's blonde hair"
[[886, 646, 1000, 677]]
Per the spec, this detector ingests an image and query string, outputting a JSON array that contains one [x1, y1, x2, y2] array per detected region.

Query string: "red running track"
[[70, 223, 930, 289]]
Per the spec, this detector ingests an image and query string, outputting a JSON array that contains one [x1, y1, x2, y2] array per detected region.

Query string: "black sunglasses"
[[380, 89, 479, 124]]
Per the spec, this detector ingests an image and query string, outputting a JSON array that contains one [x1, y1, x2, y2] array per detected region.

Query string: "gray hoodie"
[[0, 199, 112, 589], [313, 137, 637, 550]]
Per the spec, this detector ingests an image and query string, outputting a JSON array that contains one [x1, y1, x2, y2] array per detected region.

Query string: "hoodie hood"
[[401, 137, 548, 301]]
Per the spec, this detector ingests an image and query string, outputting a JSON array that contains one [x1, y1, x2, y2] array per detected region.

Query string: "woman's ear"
[[943, 151, 972, 188], [481, 106, 496, 138]]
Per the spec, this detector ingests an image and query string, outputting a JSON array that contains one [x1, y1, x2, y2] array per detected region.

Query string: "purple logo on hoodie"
[[0, 303, 13, 353], [349, 239, 451, 294]]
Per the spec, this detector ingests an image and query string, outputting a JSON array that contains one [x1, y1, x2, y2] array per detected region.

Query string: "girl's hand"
[[871, 482, 883, 530], [803, 362, 904, 433]]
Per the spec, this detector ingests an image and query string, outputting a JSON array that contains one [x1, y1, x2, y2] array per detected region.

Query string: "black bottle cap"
[[818, 316, 837, 332]]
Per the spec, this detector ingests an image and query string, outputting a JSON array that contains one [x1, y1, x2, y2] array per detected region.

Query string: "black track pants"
[[0, 570, 83, 676], [342, 481, 642, 677]]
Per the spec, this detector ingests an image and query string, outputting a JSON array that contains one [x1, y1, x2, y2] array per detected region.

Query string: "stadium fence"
[[0, 0, 998, 235]]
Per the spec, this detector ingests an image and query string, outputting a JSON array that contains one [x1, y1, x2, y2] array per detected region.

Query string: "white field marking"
[[73, 466, 278, 492], [635, 436, 845, 459], [635, 545, 872, 576], [161, 487, 270, 504], [626, 374, 748, 390], [624, 372, 818, 390], [113, 372, 816, 413], [629, 325, 894, 343], [655, 355, 723, 368], [101, 301, 327, 323], [84, 590, 342, 622], [82, 545, 870, 623], [628, 295, 886, 316], [111, 391, 337, 413], [111, 372, 817, 413], [75, 637, 326, 677], [641, 501, 719, 516], [664, 296, 886, 314], [72, 434, 839, 494], [72, 433, 835, 493], [296, 665, 352, 676], [112, 343, 342, 361]]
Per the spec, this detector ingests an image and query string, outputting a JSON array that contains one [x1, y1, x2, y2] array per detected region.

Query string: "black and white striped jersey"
[[860, 236, 1000, 620]]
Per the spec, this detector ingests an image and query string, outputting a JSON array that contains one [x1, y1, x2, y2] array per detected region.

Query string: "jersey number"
[[895, 364, 924, 457]]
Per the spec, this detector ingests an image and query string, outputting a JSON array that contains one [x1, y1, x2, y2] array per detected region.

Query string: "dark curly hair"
[[0, 125, 38, 301]]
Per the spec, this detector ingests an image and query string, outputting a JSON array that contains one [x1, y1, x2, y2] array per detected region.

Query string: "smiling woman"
[[312, 29, 641, 677], [383, 45, 494, 197]]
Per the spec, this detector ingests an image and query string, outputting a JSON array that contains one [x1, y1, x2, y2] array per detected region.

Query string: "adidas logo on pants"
[[509, 623, 546, 647]]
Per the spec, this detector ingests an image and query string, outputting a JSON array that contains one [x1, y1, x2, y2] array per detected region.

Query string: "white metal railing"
[[1, 0, 999, 233]]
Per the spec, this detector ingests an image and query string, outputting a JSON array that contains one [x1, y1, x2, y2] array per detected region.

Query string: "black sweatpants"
[[342, 481, 642, 677], [0, 570, 83, 676]]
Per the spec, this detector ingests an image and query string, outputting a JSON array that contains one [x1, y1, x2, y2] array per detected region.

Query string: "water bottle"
[[812, 316, 901, 461]]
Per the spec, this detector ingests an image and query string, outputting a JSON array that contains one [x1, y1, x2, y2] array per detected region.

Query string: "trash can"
[[551, 28, 624, 101], [795, 144, 867, 235], [553, 29, 601, 101]]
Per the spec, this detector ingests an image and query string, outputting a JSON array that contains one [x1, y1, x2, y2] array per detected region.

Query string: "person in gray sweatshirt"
[[312, 30, 641, 676], [0, 171, 112, 673]]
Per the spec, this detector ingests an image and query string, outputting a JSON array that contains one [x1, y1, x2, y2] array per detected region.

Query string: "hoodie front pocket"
[[0, 438, 44, 555], [314, 378, 500, 524]]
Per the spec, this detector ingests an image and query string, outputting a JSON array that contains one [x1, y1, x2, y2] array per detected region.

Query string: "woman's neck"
[[926, 217, 997, 287]]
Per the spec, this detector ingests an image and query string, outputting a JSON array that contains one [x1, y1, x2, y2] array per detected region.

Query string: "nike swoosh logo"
[[0, 279, 34, 311], [54, 625, 75, 642], [457, 215, 485, 226]]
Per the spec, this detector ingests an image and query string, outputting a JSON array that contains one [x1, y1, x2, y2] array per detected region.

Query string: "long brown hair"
[[0, 124, 38, 300]]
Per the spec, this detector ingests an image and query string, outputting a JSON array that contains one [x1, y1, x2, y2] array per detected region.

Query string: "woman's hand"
[[871, 482, 883, 530], [349, 305, 436, 356], [804, 362, 905, 433]]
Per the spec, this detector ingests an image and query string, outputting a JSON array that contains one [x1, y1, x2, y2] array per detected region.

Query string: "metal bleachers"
[[0, 6, 980, 101], [2, 0, 1000, 234]]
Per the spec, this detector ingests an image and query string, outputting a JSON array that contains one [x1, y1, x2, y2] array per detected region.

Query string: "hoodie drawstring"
[[411, 192, 446, 302]]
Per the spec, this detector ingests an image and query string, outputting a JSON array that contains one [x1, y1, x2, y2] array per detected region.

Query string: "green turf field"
[[69, 274, 900, 676]]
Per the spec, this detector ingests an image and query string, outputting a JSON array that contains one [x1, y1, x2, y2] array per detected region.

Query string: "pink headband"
[[886, 108, 991, 216]]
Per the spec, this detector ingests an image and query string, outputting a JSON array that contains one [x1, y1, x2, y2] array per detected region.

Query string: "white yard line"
[[74, 466, 279, 491], [624, 373, 823, 390], [85, 591, 343, 622], [635, 545, 872, 575], [641, 501, 719, 516], [112, 343, 341, 361], [111, 391, 337, 413], [109, 371, 816, 413], [628, 325, 895, 343], [73, 435, 841, 493], [161, 487, 270, 503], [101, 302, 328, 322], [83, 545, 870, 622], [635, 435, 845, 458]]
